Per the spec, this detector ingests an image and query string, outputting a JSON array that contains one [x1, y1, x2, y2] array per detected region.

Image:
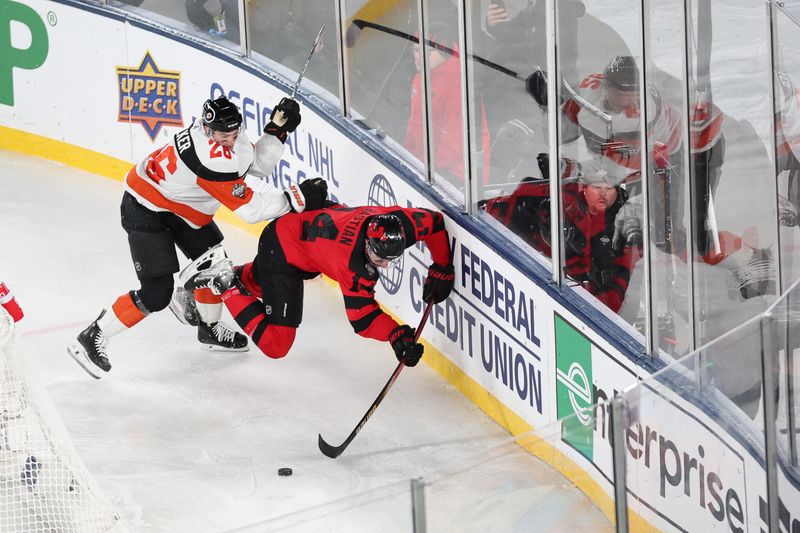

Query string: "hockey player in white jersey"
[[68, 95, 327, 378], [777, 72, 800, 227], [545, 56, 774, 299]]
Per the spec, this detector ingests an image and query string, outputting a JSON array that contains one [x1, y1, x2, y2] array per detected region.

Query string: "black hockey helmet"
[[366, 214, 406, 259], [202, 96, 242, 132], [604, 55, 639, 92]]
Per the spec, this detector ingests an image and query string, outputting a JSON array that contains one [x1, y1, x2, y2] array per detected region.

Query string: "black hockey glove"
[[264, 97, 301, 143], [526, 69, 548, 107], [389, 325, 424, 367], [422, 263, 454, 304], [299, 178, 328, 211]]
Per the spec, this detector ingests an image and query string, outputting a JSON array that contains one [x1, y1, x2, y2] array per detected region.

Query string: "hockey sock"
[[221, 288, 295, 358], [238, 262, 262, 298], [194, 287, 223, 324], [105, 294, 143, 334]]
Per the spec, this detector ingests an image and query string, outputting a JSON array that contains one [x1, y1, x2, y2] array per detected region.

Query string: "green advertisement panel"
[[555, 314, 594, 460], [0, 0, 49, 106]]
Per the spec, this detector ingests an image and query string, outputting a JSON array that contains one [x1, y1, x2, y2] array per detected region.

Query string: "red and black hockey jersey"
[[273, 204, 451, 340]]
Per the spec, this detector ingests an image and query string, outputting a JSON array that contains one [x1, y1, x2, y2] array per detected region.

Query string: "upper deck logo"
[[116, 51, 183, 140]]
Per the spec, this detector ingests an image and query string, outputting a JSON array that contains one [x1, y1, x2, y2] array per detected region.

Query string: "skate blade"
[[66, 344, 102, 380], [168, 298, 199, 326], [199, 343, 250, 353], [168, 300, 190, 325]]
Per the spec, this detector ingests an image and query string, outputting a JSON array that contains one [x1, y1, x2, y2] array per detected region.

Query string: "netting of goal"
[[0, 308, 123, 532]]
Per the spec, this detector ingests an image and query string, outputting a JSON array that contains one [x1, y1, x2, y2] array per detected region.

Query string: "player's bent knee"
[[137, 276, 175, 312], [257, 324, 296, 359]]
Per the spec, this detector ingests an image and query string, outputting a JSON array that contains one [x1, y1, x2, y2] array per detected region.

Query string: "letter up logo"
[[555, 314, 594, 460], [0, 1, 49, 106], [117, 51, 183, 140]]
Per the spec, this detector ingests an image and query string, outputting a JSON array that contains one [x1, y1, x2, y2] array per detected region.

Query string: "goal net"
[[0, 308, 122, 532]]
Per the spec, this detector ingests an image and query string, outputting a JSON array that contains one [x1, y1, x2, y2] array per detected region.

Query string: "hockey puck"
[[278, 467, 293, 476]]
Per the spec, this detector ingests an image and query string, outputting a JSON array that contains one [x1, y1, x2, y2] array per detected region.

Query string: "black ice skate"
[[67, 311, 112, 379], [169, 286, 200, 326], [197, 321, 249, 352]]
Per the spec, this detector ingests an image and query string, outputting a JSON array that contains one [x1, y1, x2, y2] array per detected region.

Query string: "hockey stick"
[[290, 24, 325, 99], [318, 299, 435, 458], [346, 19, 522, 81]]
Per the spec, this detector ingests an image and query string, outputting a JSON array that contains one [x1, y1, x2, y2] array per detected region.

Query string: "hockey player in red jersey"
[[68, 95, 327, 379], [188, 205, 455, 365]]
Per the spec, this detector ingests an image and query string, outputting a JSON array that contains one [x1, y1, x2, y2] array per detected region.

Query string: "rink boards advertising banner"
[[1, 1, 798, 531]]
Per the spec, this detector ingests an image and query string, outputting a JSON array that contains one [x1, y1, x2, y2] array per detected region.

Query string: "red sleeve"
[[403, 75, 423, 160], [563, 98, 581, 125], [340, 278, 398, 341], [434, 87, 466, 177], [395, 208, 451, 266]]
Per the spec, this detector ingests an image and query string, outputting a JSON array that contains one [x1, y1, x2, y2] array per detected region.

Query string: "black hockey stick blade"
[[318, 299, 435, 458]]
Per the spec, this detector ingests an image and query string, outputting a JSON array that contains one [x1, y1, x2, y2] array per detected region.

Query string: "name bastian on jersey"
[[124, 119, 287, 228]]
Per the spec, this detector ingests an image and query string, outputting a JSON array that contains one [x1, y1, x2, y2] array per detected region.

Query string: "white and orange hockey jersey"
[[562, 73, 684, 172], [124, 120, 290, 228]]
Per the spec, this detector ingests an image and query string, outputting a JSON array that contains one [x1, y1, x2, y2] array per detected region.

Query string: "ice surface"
[[0, 151, 610, 532]]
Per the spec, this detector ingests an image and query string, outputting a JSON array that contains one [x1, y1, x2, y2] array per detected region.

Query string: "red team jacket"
[[403, 51, 491, 183], [484, 181, 638, 312], [275, 205, 450, 338]]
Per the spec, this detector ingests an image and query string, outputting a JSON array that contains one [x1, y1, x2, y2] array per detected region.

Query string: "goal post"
[[0, 308, 123, 532]]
